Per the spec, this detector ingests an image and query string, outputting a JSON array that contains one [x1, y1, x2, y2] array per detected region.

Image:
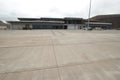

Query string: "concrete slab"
[[54, 44, 120, 66], [59, 59, 120, 80], [54, 45, 90, 66], [0, 36, 52, 47], [0, 30, 120, 80], [0, 73, 6, 80], [0, 68, 60, 80], [0, 46, 57, 73]]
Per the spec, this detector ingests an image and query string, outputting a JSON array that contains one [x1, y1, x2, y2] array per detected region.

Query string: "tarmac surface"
[[0, 30, 120, 80]]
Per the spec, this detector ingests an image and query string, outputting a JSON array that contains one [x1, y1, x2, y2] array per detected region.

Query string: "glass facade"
[[32, 24, 67, 29]]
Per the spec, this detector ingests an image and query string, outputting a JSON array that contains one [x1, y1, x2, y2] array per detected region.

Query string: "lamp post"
[[87, 0, 92, 30]]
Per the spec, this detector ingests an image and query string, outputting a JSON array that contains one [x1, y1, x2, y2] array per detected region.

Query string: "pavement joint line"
[[0, 41, 119, 48], [51, 30, 56, 36], [56, 31, 64, 35], [0, 44, 53, 48], [0, 57, 119, 74], [51, 33, 62, 80]]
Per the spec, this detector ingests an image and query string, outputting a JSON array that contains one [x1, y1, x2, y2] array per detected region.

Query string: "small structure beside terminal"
[[91, 14, 120, 29], [85, 22, 112, 30], [0, 21, 8, 30]]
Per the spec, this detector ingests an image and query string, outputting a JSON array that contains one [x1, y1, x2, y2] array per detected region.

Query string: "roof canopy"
[[18, 17, 83, 21]]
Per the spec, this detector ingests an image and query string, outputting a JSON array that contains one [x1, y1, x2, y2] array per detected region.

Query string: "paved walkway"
[[0, 30, 120, 80]]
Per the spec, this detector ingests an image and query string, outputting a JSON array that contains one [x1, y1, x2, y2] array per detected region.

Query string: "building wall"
[[10, 23, 33, 30], [67, 24, 85, 30], [11, 23, 25, 30], [0, 26, 7, 30], [30, 24, 32, 29], [67, 24, 79, 30], [67, 24, 75, 30]]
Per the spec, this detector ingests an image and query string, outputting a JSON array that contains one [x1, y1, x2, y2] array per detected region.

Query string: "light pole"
[[87, 0, 92, 30]]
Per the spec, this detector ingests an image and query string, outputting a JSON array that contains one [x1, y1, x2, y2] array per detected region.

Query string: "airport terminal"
[[8, 17, 112, 30]]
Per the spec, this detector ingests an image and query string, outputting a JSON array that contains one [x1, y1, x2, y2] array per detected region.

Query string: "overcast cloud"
[[0, 0, 120, 21]]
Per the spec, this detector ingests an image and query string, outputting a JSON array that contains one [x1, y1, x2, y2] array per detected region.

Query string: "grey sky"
[[0, 0, 120, 21]]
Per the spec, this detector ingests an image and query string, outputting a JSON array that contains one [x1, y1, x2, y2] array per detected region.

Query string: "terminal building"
[[8, 17, 86, 30], [8, 17, 112, 30]]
